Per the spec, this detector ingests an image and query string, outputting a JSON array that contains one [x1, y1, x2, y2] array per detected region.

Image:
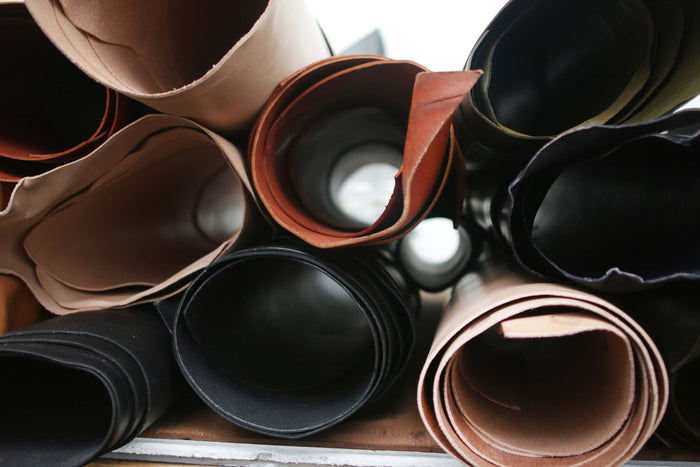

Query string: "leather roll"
[[0, 2, 135, 182], [481, 110, 700, 291], [0, 275, 42, 336], [24, 0, 330, 132], [619, 284, 700, 449], [0, 114, 268, 314], [249, 55, 481, 248], [166, 243, 419, 438], [396, 218, 484, 293], [0, 306, 180, 467], [455, 0, 700, 173], [418, 256, 668, 467]]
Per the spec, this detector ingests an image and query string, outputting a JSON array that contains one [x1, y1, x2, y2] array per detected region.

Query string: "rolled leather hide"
[[0, 2, 135, 182], [619, 284, 700, 449], [477, 110, 700, 291], [165, 243, 419, 438], [0, 114, 267, 314], [0, 306, 181, 466], [249, 55, 481, 248], [24, 0, 330, 132], [0, 275, 42, 336], [455, 0, 700, 173], [418, 257, 667, 467]]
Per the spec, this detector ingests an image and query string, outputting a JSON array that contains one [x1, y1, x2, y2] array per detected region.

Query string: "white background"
[[306, 0, 700, 109]]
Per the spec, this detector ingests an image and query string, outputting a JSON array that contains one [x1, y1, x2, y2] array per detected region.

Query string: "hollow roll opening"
[[0, 11, 106, 157], [481, 0, 651, 135], [399, 218, 472, 290], [52, 0, 270, 94], [24, 127, 245, 292], [0, 355, 111, 465], [179, 255, 377, 434], [450, 311, 634, 457], [531, 136, 700, 281], [291, 107, 405, 229]]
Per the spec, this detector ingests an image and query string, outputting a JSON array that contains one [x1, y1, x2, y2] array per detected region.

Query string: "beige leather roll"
[[0, 114, 267, 314], [418, 259, 668, 466], [24, 0, 330, 131]]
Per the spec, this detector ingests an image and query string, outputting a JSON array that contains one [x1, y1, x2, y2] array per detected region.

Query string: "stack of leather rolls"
[[0, 0, 697, 466]]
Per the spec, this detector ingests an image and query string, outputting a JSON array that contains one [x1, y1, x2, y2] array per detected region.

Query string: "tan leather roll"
[[0, 2, 136, 182], [249, 55, 481, 248], [0, 274, 42, 335], [24, 0, 330, 132], [418, 258, 668, 466], [0, 114, 268, 314]]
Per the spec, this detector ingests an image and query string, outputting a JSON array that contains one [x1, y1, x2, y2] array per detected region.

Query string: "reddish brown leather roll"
[[0, 2, 135, 182], [0, 275, 42, 336], [249, 55, 481, 248]]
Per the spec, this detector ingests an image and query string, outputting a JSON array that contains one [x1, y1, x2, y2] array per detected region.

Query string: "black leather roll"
[[0, 306, 181, 466], [620, 284, 700, 449], [456, 0, 700, 174], [168, 243, 419, 438], [479, 109, 700, 291]]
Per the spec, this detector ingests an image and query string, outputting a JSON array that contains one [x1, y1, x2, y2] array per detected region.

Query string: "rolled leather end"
[[495, 110, 700, 292], [249, 55, 480, 248], [0, 114, 269, 314], [418, 258, 667, 467], [24, 0, 330, 132], [0, 306, 181, 466], [0, 2, 137, 182], [619, 284, 700, 449], [171, 243, 419, 438], [456, 0, 700, 172], [0, 275, 42, 336]]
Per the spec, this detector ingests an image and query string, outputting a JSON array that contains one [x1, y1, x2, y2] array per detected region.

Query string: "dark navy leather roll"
[[0, 306, 181, 466], [475, 110, 700, 291], [166, 243, 419, 438]]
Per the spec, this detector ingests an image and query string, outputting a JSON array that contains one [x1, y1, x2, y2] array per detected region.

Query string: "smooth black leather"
[[619, 284, 700, 449], [162, 242, 419, 438], [475, 110, 700, 291], [0, 306, 181, 466]]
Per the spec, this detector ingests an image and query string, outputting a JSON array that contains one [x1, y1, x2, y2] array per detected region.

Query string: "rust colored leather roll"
[[249, 55, 481, 248], [24, 0, 330, 132], [0, 275, 42, 336], [0, 114, 268, 315], [418, 257, 667, 467], [0, 2, 136, 182]]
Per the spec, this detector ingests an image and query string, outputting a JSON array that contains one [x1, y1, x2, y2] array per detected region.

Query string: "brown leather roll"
[[249, 55, 481, 248], [0, 275, 42, 336], [418, 256, 667, 467], [24, 0, 330, 132], [0, 114, 268, 314], [0, 2, 135, 182]]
